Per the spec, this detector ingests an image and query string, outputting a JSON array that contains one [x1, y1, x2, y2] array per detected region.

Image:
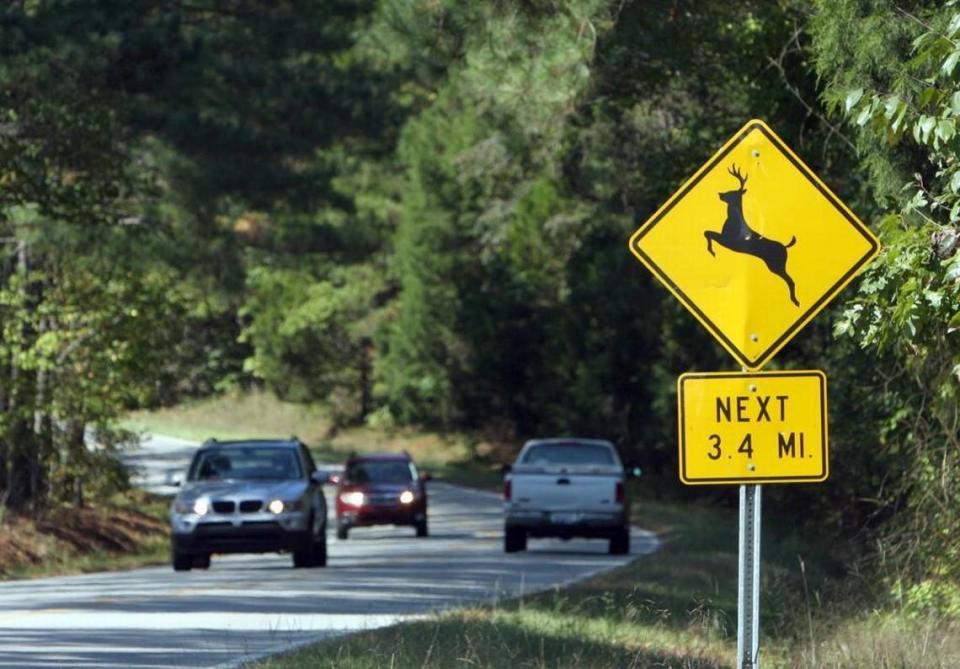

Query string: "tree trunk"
[[358, 338, 373, 423], [30, 344, 47, 512], [68, 421, 86, 508]]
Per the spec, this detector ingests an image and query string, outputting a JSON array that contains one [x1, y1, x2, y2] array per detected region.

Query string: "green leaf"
[[937, 118, 957, 142], [949, 12, 960, 37], [884, 95, 901, 119], [919, 87, 939, 108], [891, 103, 909, 133], [948, 312, 960, 334], [918, 115, 937, 142], [952, 91, 960, 116], [943, 50, 960, 76], [856, 104, 874, 127], [845, 88, 864, 113]]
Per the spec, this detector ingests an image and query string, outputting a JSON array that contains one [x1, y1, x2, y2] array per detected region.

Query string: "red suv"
[[334, 453, 429, 539]]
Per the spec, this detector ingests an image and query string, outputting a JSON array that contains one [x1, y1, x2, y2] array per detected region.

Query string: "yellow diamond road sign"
[[677, 370, 828, 485], [629, 119, 880, 370]]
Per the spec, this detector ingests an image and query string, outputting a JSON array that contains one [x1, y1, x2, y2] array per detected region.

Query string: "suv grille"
[[239, 500, 262, 513], [212, 500, 235, 514]]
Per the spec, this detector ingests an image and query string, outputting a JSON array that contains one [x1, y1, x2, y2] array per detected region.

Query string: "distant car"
[[170, 438, 329, 571], [334, 452, 429, 539], [502, 438, 638, 555]]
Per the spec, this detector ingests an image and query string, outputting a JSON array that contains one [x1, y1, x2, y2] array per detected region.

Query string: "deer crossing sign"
[[629, 119, 880, 370], [677, 371, 828, 485]]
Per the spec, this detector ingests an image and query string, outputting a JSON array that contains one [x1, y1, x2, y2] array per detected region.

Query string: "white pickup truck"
[[503, 438, 638, 555]]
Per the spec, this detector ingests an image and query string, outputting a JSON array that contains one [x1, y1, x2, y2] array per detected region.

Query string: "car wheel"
[[336, 525, 348, 540], [193, 554, 211, 570], [504, 526, 526, 553], [415, 519, 428, 538], [609, 527, 630, 555], [293, 537, 316, 568], [172, 550, 193, 572], [314, 537, 328, 567]]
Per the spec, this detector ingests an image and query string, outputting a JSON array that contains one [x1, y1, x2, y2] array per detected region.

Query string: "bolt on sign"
[[677, 371, 827, 485], [628, 119, 880, 370]]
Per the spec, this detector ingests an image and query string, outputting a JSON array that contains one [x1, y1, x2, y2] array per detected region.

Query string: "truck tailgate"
[[511, 472, 618, 513]]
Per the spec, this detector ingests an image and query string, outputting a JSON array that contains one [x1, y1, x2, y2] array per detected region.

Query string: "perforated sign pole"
[[737, 483, 761, 669]]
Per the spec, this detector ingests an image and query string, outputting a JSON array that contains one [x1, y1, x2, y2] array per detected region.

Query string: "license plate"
[[551, 512, 580, 524]]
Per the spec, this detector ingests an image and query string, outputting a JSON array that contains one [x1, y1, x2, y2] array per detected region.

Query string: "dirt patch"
[[0, 501, 167, 577]]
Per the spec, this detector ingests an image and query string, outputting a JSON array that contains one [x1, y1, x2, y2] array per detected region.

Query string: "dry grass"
[[126, 390, 508, 489], [0, 491, 169, 580], [786, 614, 960, 668], [124, 389, 331, 444]]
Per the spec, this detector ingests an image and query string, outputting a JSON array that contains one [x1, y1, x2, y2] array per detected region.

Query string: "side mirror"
[[165, 471, 184, 487], [500, 463, 512, 475], [421, 473, 433, 482]]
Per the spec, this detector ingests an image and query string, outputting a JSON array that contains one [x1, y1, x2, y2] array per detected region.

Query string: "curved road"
[[0, 436, 658, 668]]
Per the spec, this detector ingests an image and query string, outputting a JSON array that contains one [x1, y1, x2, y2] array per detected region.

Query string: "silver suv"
[[170, 438, 328, 570]]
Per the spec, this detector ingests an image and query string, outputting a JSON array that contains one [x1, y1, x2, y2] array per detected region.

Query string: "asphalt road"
[[0, 436, 658, 668]]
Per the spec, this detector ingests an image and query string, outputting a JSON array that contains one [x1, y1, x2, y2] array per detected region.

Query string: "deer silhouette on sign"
[[704, 164, 799, 306]]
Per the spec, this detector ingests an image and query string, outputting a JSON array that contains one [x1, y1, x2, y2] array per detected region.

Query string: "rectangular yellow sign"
[[677, 370, 827, 485]]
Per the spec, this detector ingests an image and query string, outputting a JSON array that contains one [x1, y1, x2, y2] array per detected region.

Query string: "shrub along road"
[[0, 436, 658, 668]]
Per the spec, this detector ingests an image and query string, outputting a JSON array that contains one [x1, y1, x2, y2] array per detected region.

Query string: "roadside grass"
[[0, 489, 169, 581], [255, 496, 960, 669], [793, 614, 960, 668], [125, 390, 505, 490], [256, 500, 740, 669]]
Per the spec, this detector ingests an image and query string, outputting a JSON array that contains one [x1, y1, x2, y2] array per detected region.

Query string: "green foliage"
[[811, 0, 960, 591], [241, 263, 385, 423]]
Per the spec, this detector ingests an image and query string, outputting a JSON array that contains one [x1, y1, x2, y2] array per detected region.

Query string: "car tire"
[[294, 516, 326, 568], [609, 527, 630, 555], [172, 549, 193, 572], [415, 519, 428, 538], [193, 553, 211, 570], [314, 537, 328, 567], [504, 526, 526, 553], [336, 525, 348, 540]]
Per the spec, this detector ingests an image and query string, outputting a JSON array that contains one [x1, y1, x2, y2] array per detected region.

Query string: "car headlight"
[[399, 490, 415, 504], [339, 491, 365, 506], [268, 499, 285, 514], [192, 498, 210, 516]]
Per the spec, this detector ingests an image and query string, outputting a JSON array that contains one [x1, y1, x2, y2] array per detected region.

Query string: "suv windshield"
[[189, 446, 303, 481], [345, 460, 415, 484], [521, 442, 615, 466]]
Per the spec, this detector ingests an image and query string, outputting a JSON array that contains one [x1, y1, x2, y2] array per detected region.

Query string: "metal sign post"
[[737, 484, 761, 669]]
